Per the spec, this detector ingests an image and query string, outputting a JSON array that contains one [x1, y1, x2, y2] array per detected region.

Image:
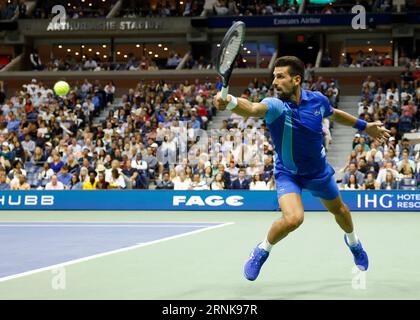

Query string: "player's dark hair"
[[275, 56, 305, 83]]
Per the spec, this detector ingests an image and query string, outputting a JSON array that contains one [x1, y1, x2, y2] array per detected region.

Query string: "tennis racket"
[[215, 21, 246, 100]]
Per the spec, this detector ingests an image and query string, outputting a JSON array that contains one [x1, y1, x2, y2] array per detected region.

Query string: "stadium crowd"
[[119, 0, 404, 18], [0, 0, 26, 20], [338, 64, 420, 190], [1, 61, 418, 191], [34, 53, 161, 72], [32, 0, 116, 19], [339, 52, 420, 69], [3, 0, 419, 21]]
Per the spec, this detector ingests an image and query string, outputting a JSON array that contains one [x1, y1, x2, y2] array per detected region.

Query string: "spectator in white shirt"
[[373, 88, 386, 107], [211, 173, 225, 190], [70, 138, 82, 156], [343, 174, 361, 190], [173, 171, 191, 190], [104, 81, 115, 104], [81, 78, 92, 97], [376, 160, 400, 184], [249, 174, 268, 190], [358, 100, 373, 115], [105, 160, 122, 182], [131, 153, 148, 172], [190, 173, 209, 190], [21, 134, 35, 160], [45, 174, 65, 190], [84, 58, 98, 71], [109, 168, 126, 189]]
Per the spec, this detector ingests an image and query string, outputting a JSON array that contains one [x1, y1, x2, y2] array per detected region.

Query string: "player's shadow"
[[235, 278, 352, 300], [169, 278, 351, 300]]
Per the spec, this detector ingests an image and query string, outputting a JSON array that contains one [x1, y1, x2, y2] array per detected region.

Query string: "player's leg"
[[311, 177, 369, 271], [320, 194, 353, 234], [244, 175, 303, 281], [267, 193, 305, 245]]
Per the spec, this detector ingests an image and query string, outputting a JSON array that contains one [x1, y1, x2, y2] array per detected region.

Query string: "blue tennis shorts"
[[274, 171, 339, 201]]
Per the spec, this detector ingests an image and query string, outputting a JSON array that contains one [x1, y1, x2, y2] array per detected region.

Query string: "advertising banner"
[[0, 191, 418, 211]]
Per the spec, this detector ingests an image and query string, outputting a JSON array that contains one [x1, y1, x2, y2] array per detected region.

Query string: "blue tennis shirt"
[[261, 89, 335, 181]]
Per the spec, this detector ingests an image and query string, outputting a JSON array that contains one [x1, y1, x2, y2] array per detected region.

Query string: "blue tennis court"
[[0, 221, 226, 280]]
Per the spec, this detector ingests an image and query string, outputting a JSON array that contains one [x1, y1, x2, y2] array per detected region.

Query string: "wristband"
[[353, 118, 367, 131], [226, 95, 238, 110]]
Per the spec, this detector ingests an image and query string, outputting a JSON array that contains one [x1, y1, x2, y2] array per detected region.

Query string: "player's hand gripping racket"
[[215, 21, 246, 101]]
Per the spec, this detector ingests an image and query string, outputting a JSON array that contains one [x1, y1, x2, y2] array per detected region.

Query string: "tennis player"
[[213, 56, 391, 281]]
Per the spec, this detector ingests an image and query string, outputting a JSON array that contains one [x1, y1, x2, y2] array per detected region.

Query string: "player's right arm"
[[213, 92, 268, 118]]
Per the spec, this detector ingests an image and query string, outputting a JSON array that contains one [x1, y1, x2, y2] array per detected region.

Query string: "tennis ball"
[[53, 81, 70, 96]]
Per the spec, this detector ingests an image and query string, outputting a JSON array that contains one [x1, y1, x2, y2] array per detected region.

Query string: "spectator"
[[166, 51, 181, 69], [104, 81, 115, 105], [362, 172, 378, 190], [342, 162, 365, 186], [202, 166, 214, 188], [144, 147, 158, 178], [109, 168, 126, 189], [267, 175, 276, 190], [70, 173, 83, 190], [83, 170, 98, 190], [214, 0, 229, 15], [201, 0, 218, 16], [49, 153, 64, 173], [0, 170, 10, 190], [155, 171, 174, 189], [45, 174, 65, 190], [382, 54, 393, 66], [376, 160, 399, 185], [226, 160, 239, 181], [210, 172, 225, 190], [96, 172, 110, 190], [10, 173, 30, 190], [30, 49, 44, 71], [173, 171, 191, 190], [83, 57, 98, 71], [38, 162, 54, 182], [18, 0, 27, 18], [21, 134, 36, 161], [249, 174, 267, 190], [380, 171, 398, 190], [190, 173, 209, 190], [57, 165, 72, 187], [123, 160, 146, 189], [231, 169, 250, 190], [343, 174, 361, 190]]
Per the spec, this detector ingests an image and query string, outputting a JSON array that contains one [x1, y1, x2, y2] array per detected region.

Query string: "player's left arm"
[[330, 108, 391, 143]]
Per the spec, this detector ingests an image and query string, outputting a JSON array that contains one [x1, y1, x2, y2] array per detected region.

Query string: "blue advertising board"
[[0, 190, 418, 211], [207, 13, 420, 28]]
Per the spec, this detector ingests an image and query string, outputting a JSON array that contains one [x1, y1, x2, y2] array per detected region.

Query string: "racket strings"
[[220, 34, 243, 72]]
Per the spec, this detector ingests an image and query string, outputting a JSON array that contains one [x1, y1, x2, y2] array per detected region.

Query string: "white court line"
[[0, 222, 234, 283], [0, 224, 220, 228], [0, 220, 233, 224]]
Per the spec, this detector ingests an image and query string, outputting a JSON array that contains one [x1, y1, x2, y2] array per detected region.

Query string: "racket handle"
[[221, 86, 229, 100]]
